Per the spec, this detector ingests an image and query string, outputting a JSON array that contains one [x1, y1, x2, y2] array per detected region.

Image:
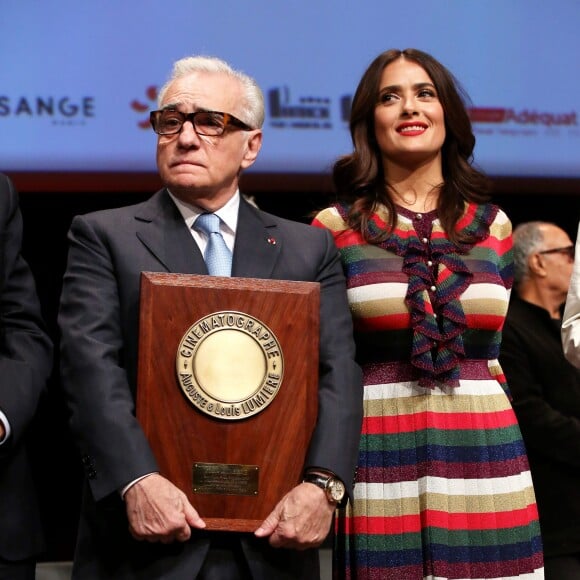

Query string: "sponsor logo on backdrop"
[[131, 85, 158, 129], [0, 96, 95, 125], [469, 107, 578, 137], [268, 87, 332, 129]]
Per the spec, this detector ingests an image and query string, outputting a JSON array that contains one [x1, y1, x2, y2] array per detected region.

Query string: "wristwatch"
[[303, 472, 346, 504]]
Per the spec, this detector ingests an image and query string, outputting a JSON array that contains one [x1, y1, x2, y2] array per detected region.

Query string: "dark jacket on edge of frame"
[[0, 173, 53, 561], [500, 295, 580, 557]]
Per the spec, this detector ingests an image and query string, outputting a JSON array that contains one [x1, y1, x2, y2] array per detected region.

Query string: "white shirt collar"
[[167, 190, 240, 237], [166, 190, 240, 253]]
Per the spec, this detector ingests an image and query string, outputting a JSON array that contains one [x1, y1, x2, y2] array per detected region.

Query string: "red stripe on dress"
[[345, 514, 421, 534], [350, 505, 538, 534], [358, 313, 410, 331], [478, 232, 512, 254], [464, 313, 505, 330], [364, 409, 517, 434]]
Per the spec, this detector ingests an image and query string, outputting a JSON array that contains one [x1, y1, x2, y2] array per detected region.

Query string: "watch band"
[[303, 472, 331, 489], [303, 471, 345, 504]]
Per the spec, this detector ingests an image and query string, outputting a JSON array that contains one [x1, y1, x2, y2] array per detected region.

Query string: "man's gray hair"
[[512, 221, 552, 286], [157, 55, 265, 129]]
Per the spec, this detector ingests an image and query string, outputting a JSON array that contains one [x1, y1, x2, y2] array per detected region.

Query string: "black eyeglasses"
[[538, 245, 575, 260], [150, 109, 253, 136]]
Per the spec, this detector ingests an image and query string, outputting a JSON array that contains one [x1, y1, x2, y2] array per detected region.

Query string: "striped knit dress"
[[312, 202, 544, 580]]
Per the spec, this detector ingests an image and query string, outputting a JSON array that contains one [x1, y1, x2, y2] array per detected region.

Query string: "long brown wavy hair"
[[333, 48, 491, 245]]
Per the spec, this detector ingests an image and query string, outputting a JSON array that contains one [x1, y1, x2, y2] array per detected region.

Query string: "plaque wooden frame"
[[136, 272, 320, 532]]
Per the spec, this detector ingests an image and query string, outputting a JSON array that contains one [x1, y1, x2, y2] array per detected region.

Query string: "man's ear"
[[241, 130, 263, 169], [529, 253, 547, 278]]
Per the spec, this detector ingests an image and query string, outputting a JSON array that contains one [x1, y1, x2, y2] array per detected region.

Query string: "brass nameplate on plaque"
[[193, 462, 259, 496]]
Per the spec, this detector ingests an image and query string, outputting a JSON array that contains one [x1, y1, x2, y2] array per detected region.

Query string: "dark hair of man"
[[333, 48, 491, 245]]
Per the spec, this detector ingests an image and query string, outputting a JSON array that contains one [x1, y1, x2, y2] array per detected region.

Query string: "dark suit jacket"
[[58, 190, 362, 579], [500, 296, 580, 557], [0, 174, 53, 561]]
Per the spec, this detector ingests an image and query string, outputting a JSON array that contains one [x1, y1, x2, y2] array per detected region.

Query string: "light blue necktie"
[[193, 213, 232, 277]]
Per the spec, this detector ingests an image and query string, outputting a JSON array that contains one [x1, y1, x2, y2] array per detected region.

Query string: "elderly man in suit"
[[58, 56, 363, 579], [0, 173, 53, 579]]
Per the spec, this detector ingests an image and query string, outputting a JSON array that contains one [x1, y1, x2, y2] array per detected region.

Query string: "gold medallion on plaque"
[[176, 311, 284, 420]]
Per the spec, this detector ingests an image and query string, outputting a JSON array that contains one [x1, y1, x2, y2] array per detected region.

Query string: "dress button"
[[416, 213, 423, 220], [422, 237, 429, 244], [427, 260, 433, 267], [430, 285, 436, 292]]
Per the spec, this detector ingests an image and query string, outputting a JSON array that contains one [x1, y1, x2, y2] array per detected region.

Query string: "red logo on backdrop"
[[468, 107, 577, 127], [131, 85, 158, 129], [468, 108, 506, 123]]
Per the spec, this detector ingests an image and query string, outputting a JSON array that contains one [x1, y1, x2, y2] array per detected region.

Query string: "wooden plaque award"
[[136, 272, 320, 532]]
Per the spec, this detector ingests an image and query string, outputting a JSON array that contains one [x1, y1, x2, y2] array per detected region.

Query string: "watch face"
[[328, 478, 345, 502]]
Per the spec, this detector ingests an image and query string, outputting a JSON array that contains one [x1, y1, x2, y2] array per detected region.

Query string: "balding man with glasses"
[[499, 221, 580, 580], [58, 56, 362, 579]]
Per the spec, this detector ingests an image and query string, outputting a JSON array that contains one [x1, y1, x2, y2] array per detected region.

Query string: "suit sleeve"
[[562, 222, 580, 368], [0, 175, 52, 453], [58, 215, 157, 501], [304, 228, 363, 496]]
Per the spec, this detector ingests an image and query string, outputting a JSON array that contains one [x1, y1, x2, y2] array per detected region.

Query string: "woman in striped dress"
[[312, 49, 544, 579]]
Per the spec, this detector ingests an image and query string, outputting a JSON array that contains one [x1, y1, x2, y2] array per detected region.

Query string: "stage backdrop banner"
[[1, 0, 579, 179]]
